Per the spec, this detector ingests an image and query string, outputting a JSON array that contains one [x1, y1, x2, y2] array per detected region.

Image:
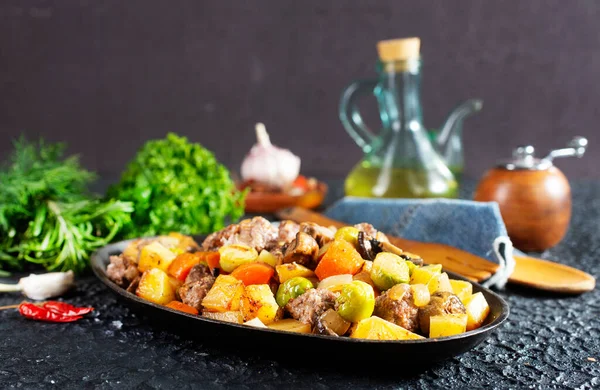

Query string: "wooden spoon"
[[276, 207, 595, 294]]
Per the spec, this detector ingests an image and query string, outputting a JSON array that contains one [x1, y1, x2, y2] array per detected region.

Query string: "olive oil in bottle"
[[339, 37, 462, 198], [345, 160, 458, 198]]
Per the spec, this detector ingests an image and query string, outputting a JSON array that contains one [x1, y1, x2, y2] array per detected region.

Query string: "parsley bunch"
[[0, 139, 133, 273], [109, 133, 246, 238]]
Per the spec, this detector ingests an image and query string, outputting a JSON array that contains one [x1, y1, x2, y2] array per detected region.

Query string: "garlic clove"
[[241, 123, 301, 189], [17, 271, 75, 300]]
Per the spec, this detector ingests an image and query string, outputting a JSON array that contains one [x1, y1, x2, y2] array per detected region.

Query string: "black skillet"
[[91, 239, 509, 365]]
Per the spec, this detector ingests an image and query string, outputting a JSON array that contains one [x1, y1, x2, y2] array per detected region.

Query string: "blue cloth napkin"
[[324, 197, 515, 289]]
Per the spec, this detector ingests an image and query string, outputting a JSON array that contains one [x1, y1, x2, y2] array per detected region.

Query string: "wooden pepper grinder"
[[474, 137, 588, 251]]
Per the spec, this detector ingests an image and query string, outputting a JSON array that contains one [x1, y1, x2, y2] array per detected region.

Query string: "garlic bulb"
[[241, 123, 301, 188], [0, 271, 75, 300]]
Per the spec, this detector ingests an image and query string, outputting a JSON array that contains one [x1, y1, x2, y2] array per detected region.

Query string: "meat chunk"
[[282, 232, 319, 267], [177, 263, 216, 311], [277, 220, 300, 244], [418, 291, 466, 334], [285, 288, 338, 327], [185, 263, 212, 284], [202, 223, 240, 252], [299, 222, 335, 246], [236, 217, 278, 251], [201, 217, 278, 252], [261, 220, 300, 257], [373, 284, 419, 332], [106, 254, 140, 288], [179, 278, 215, 312]]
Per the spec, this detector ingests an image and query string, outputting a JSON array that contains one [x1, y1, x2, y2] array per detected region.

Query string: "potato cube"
[[463, 292, 490, 331], [138, 242, 177, 273], [218, 244, 258, 273], [202, 275, 245, 313], [168, 232, 200, 252], [240, 284, 280, 324], [427, 272, 453, 294], [450, 279, 473, 302], [136, 268, 177, 305], [276, 262, 316, 283], [267, 319, 311, 334], [202, 311, 243, 324], [409, 264, 442, 285], [410, 284, 431, 307], [122, 238, 143, 263], [429, 314, 468, 338], [350, 316, 424, 340], [257, 250, 278, 267]]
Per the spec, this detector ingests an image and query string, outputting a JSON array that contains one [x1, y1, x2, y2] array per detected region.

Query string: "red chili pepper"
[[43, 301, 94, 316], [18, 303, 83, 323]]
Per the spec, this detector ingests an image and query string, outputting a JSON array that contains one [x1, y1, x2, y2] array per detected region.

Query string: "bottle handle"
[[339, 79, 379, 153]]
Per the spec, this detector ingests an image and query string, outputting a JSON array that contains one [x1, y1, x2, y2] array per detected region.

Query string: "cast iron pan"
[[91, 239, 509, 364]]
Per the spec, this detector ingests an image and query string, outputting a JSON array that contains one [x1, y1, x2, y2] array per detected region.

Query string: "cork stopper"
[[377, 37, 421, 62]]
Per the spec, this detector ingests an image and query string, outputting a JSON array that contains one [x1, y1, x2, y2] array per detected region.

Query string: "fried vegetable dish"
[[106, 218, 491, 340]]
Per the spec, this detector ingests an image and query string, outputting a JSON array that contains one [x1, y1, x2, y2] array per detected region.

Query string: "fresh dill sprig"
[[0, 137, 133, 273]]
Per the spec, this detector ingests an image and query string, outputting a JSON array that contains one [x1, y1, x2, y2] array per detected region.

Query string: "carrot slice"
[[167, 252, 204, 281], [165, 301, 199, 315], [315, 239, 364, 281], [205, 252, 221, 272], [230, 262, 275, 286]]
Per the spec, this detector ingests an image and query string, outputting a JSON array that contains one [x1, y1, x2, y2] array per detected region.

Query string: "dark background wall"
[[1, 1, 598, 183]]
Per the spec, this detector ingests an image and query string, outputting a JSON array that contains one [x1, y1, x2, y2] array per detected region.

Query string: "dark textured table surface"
[[1, 180, 599, 389]]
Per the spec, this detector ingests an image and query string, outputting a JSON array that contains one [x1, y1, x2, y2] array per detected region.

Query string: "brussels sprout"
[[336, 280, 375, 322], [275, 277, 314, 307], [369, 252, 410, 291], [334, 227, 360, 247]]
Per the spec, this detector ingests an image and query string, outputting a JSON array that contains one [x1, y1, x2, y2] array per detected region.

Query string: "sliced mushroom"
[[377, 239, 424, 266], [357, 231, 373, 260], [283, 232, 319, 266], [399, 252, 424, 266], [368, 239, 424, 265], [299, 222, 336, 246], [356, 231, 384, 260], [380, 240, 404, 256]]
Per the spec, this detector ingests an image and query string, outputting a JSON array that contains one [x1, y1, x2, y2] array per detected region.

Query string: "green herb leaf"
[[0, 137, 133, 273], [109, 133, 247, 237]]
